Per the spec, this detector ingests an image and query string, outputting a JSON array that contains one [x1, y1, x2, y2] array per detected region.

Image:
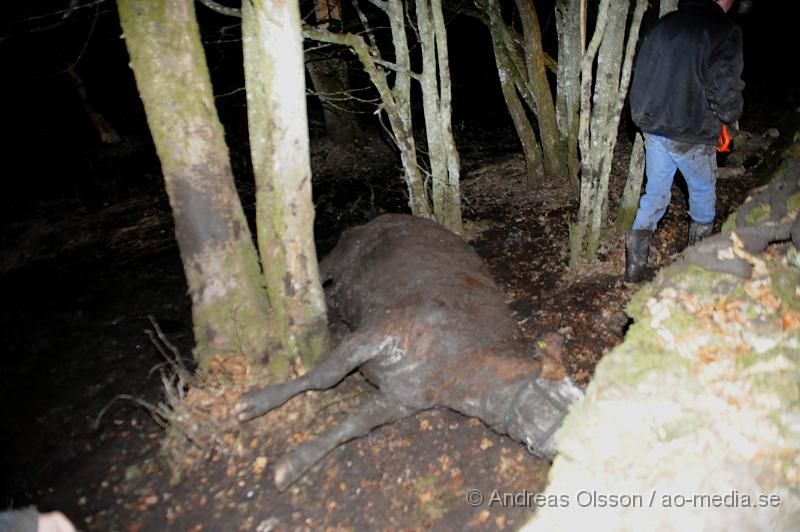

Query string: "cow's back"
[[321, 214, 529, 405]]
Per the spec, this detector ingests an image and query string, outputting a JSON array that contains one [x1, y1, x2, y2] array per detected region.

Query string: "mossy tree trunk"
[[242, 0, 329, 374], [616, 132, 645, 234], [555, 0, 583, 193], [514, 0, 567, 181], [416, 0, 462, 233], [117, 0, 270, 368], [569, 0, 647, 267], [471, 0, 568, 189], [480, 0, 545, 187]]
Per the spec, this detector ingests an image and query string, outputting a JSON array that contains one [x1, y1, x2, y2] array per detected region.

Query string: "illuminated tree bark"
[[569, 0, 647, 267], [242, 0, 329, 373], [117, 0, 270, 368]]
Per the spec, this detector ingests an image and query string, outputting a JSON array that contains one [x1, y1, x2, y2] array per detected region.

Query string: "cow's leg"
[[274, 394, 415, 491], [235, 330, 386, 421]]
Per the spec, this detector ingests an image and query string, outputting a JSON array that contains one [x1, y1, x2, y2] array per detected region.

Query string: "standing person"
[[625, 0, 744, 282]]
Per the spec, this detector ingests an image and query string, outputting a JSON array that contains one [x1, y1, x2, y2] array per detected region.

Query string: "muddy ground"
[[0, 108, 779, 530]]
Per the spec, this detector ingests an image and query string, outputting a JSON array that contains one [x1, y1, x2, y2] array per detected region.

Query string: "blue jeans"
[[632, 133, 717, 231]]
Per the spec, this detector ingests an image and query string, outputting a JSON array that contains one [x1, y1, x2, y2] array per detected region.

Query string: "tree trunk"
[[482, 0, 545, 187], [416, 0, 462, 233], [570, 0, 647, 266], [306, 54, 363, 145], [555, 0, 583, 194], [616, 132, 645, 234], [470, 0, 578, 190], [385, 0, 435, 220], [514, 0, 567, 180], [660, 0, 679, 17], [117, 0, 270, 368], [304, 0, 462, 231], [242, 0, 329, 374], [307, 0, 364, 145], [303, 26, 433, 219], [431, 0, 462, 233]]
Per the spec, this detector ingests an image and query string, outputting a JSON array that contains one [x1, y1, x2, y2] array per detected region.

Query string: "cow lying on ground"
[[235, 214, 584, 490]]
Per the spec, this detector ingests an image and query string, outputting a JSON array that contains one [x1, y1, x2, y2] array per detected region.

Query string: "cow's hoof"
[[233, 388, 271, 422]]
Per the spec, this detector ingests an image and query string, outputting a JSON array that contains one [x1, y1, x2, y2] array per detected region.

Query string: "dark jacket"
[[630, 0, 744, 145]]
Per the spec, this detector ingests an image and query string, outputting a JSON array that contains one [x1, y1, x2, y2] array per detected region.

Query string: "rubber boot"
[[625, 230, 655, 283], [688, 221, 713, 247]]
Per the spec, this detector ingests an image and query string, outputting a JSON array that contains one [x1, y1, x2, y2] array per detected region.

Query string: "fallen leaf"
[[252, 456, 268, 475], [782, 309, 800, 332], [759, 292, 781, 312]]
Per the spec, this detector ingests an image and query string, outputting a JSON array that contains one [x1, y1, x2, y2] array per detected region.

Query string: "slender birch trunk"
[[430, 0, 462, 232], [615, 2, 675, 233], [386, 0, 441, 222], [470, 0, 569, 189], [416, 0, 462, 232], [482, 0, 545, 186], [242, 0, 329, 374], [305, 0, 462, 232], [570, 0, 647, 267], [555, 0, 583, 193], [616, 132, 645, 233]]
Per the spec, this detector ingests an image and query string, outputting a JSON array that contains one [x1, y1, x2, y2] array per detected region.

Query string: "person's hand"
[[727, 120, 740, 138]]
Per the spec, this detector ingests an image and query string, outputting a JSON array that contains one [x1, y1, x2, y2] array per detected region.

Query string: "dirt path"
[[0, 123, 766, 530]]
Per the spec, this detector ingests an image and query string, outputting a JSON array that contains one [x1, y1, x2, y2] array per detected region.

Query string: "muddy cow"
[[235, 214, 584, 490]]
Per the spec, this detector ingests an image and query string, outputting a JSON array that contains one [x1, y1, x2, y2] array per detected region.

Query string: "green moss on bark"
[[771, 268, 800, 310], [119, 0, 270, 369], [243, 0, 329, 371]]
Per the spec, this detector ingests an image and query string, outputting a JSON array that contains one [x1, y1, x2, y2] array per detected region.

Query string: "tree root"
[[684, 157, 800, 277]]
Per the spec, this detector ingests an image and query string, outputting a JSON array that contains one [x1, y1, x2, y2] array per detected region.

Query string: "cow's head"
[[506, 333, 584, 458]]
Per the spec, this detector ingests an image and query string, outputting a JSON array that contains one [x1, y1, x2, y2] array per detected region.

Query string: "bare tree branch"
[[351, 0, 379, 48], [18, 0, 107, 24], [196, 0, 242, 18], [0, 0, 109, 44]]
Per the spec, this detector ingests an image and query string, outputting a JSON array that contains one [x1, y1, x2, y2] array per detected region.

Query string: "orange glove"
[[716, 124, 731, 153]]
